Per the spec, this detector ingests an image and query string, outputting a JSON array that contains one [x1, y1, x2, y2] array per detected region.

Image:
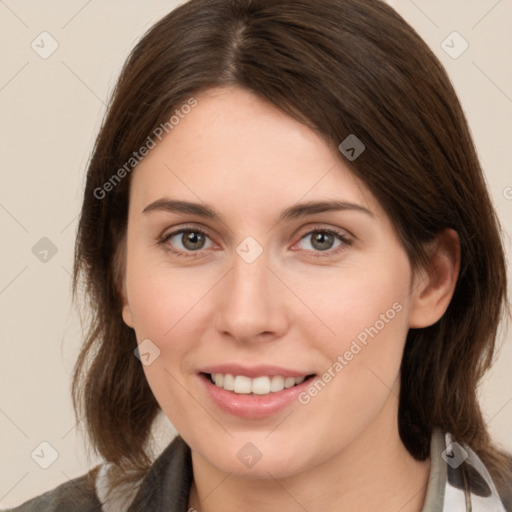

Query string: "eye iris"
[[311, 231, 334, 251], [182, 231, 205, 250]]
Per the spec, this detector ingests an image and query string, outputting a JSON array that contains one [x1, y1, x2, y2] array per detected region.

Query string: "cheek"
[[125, 265, 210, 426], [124, 257, 218, 406], [125, 246, 211, 341], [292, 268, 410, 450], [303, 253, 411, 398], [309, 259, 409, 352]]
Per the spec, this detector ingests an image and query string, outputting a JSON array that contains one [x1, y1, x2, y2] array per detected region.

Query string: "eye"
[[158, 225, 352, 259], [294, 227, 352, 257], [159, 228, 214, 257]]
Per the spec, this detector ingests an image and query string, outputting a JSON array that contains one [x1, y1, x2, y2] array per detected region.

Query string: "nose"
[[214, 248, 289, 344]]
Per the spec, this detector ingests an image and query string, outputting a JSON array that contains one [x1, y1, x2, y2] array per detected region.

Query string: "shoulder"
[[2, 467, 103, 512], [3, 435, 193, 512]]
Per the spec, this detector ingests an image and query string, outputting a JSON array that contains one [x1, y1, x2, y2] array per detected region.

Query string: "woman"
[[6, 0, 512, 510]]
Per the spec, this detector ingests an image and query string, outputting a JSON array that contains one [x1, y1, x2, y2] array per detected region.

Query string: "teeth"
[[210, 373, 307, 395]]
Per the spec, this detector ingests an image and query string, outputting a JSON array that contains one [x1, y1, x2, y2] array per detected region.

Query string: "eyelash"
[[157, 225, 352, 259]]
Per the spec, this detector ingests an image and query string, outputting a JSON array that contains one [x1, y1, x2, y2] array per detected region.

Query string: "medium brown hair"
[[72, 0, 512, 500]]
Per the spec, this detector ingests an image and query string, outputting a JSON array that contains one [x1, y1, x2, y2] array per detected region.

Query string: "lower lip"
[[199, 373, 315, 419]]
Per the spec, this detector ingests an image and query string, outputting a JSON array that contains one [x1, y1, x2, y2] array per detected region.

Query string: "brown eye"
[[309, 231, 337, 251], [298, 230, 345, 252], [161, 228, 213, 255], [293, 227, 353, 259], [180, 230, 207, 250]]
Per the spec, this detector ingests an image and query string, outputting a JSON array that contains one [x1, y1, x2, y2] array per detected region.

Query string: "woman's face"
[[122, 86, 419, 478]]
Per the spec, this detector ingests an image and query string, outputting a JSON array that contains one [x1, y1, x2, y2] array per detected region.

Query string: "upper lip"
[[200, 364, 314, 379]]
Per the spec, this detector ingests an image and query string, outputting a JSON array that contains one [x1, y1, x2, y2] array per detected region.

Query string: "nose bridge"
[[232, 248, 268, 298], [215, 243, 286, 340], [228, 248, 272, 316]]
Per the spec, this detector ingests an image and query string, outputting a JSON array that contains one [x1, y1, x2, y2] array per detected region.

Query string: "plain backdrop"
[[1, 0, 511, 507]]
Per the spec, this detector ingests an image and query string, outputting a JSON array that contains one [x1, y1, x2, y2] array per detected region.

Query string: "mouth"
[[201, 372, 316, 395], [198, 371, 317, 419]]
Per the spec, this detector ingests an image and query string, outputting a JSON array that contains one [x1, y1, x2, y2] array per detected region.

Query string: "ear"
[[409, 228, 460, 328], [114, 232, 135, 328], [121, 282, 134, 328]]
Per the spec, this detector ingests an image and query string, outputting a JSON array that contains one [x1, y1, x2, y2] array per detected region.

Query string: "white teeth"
[[233, 375, 252, 394], [223, 373, 234, 391], [284, 377, 296, 388], [270, 375, 284, 392], [252, 376, 271, 395], [210, 373, 308, 395]]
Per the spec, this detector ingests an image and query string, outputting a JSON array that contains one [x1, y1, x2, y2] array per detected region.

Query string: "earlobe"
[[122, 301, 134, 328], [409, 229, 460, 328], [114, 233, 134, 328], [120, 277, 134, 328]]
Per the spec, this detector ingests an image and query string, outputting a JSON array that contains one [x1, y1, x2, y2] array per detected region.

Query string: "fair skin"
[[121, 86, 459, 512]]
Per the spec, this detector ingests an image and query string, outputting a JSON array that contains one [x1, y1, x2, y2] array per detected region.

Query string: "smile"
[[208, 373, 312, 395], [198, 370, 317, 419]]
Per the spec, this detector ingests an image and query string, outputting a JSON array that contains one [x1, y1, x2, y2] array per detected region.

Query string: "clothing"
[[3, 429, 511, 511]]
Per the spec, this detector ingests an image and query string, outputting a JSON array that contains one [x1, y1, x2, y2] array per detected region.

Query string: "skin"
[[121, 86, 460, 512]]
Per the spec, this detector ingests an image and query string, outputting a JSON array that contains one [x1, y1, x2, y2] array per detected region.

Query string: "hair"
[[72, 0, 512, 502]]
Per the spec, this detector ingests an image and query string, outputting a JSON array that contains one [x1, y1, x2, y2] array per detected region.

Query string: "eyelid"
[[293, 223, 353, 243], [159, 223, 216, 242]]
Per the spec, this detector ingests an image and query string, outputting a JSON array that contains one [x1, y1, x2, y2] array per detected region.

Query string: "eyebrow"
[[142, 198, 374, 223]]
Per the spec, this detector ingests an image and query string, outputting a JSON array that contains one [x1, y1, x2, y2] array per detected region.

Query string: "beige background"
[[1, 0, 511, 507]]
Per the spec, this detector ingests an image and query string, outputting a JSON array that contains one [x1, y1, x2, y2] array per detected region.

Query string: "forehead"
[[129, 87, 382, 221]]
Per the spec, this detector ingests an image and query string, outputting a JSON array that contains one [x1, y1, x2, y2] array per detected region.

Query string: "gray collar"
[[422, 428, 508, 511]]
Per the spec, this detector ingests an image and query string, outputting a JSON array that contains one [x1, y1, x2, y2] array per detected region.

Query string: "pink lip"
[[200, 364, 311, 379], [198, 372, 315, 420]]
